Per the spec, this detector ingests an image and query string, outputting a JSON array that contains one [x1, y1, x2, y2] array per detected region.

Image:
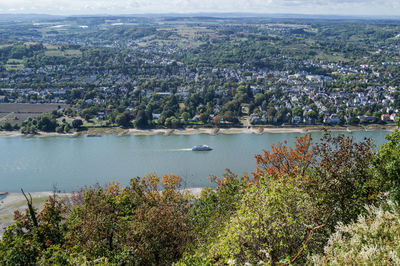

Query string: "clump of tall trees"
[[1, 130, 400, 265]]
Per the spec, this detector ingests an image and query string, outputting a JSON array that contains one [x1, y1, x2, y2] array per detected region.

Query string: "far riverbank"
[[0, 124, 396, 138]]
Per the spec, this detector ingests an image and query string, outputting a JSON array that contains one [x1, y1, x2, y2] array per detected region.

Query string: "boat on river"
[[87, 134, 102, 137], [192, 145, 213, 151]]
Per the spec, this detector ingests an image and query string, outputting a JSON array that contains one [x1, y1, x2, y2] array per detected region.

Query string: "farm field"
[[0, 103, 67, 125], [5, 58, 24, 71]]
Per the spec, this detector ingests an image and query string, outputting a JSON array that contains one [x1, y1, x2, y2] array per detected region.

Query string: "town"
[[0, 15, 400, 131]]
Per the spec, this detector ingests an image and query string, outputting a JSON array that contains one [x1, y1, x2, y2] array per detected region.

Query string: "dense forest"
[[1, 127, 400, 265]]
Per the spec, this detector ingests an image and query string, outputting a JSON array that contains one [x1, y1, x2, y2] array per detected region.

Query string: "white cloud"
[[0, 0, 398, 16]]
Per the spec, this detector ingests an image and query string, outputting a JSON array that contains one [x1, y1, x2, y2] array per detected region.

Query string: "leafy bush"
[[311, 133, 383, 229], [206, 176, 322, 265], [65, 175, 192, 265], [180, 170, 248, 263], [374, 129, 400, 203], [311, 201, 400, 265]]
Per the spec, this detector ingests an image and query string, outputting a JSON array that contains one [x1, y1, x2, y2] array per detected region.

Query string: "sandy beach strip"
[[0, 125, 396, 138], [0, 131, 22, 137], [0, 188, 202, 236], [128, 127, 317, 135], [0, 192, 70, 235]]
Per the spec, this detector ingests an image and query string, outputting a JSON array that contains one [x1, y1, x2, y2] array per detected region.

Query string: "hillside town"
[[1, 16, 400, 129], [1, 59, 399, 126]]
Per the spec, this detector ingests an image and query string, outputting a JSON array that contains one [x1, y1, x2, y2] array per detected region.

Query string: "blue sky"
[[0, 0, 399, 16]]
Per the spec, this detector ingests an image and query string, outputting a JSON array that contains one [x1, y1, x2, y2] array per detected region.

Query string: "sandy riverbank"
[[0, 188, 203, 236], [0, 125, 396, 138], [0, 131, 76, 138], [0, 192, 70, 235], [100, 125, 397, 135]]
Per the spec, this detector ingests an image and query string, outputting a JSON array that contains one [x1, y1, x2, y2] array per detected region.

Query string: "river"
[[0, 130, 391, 192]]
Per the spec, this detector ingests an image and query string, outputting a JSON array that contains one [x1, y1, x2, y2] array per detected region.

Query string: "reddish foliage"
[[252, 134, 314, 182]]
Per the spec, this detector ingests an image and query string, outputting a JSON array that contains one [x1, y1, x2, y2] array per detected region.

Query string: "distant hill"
[[0, 13, 399, 22], [0, 14, 65, 22]]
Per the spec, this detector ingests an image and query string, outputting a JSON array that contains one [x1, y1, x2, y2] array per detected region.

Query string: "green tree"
[[206, 176, 321, 265], [72, 119, 83, 129], [135, 110, 147, 129], [116, 112, 132, 128], [312, 133, 383, 228], [2, 122, 13, 131], [199, 112, 209, 124], [181, 112, 191, 123], [37, 115, 58, 132], [374, 129, 400, 203]]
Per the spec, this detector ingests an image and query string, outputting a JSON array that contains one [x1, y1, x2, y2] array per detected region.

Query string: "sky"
[[0, 0, 399, 17]]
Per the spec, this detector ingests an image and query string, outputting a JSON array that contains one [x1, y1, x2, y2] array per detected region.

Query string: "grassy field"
[[64, 49, 82, 57], [44, 49, 82, 57], [44, 50, 64, 56], [44, 44, 61, 50], [5, 65, 24, 71], [7, 59, 23, 64]]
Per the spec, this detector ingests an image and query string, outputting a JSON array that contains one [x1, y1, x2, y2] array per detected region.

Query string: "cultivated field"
[[0, 103, 68, 125]]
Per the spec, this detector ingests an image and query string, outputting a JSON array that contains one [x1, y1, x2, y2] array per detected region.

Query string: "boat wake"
[[166, 148, 193, 152]]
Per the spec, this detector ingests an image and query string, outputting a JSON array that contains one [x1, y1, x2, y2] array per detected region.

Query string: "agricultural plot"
[[0, 103, 67, 125], [63, 49, 82, 57], [5, 58, 24, 71], [44, 44, 61, 50], [0, 113, 35, 125], [44, 49, 82, 57], [44, 50, 64, 56]]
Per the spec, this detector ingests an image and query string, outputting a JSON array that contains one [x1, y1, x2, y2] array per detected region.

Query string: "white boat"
[[192, 145, 213, 151]]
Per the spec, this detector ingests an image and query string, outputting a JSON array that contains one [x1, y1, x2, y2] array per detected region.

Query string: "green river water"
[[0, 130, 391, 192]]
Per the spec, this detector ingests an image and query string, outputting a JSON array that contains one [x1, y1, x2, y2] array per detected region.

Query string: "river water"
[[0, 130, 391, 192]]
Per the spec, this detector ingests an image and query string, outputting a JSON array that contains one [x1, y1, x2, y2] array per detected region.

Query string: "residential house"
[[97, 112, 106, 120], [192, 115, 200, 122], [152, 113, 161, 120], [358, 116, 376, 123], [381, 114, 390, 121], [292, 116, 302, 124], [324, 114, 341, 124], [250, 113, 260, 124]]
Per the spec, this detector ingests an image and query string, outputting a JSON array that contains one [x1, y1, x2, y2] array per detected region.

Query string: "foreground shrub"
[[311, 133, 383, 230], [0, 192, 68, 266], [179, 170, 248, 264], [0, 175, 192, 265], [206, 176, 322, 265], [65, 175, 192, 265], [312, 200, 400, 265], [124, 174, 192, 265], [374, 129, 400, 204]]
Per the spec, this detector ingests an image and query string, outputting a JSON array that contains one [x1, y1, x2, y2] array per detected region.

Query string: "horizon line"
[[0, 12, 399, 20]]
